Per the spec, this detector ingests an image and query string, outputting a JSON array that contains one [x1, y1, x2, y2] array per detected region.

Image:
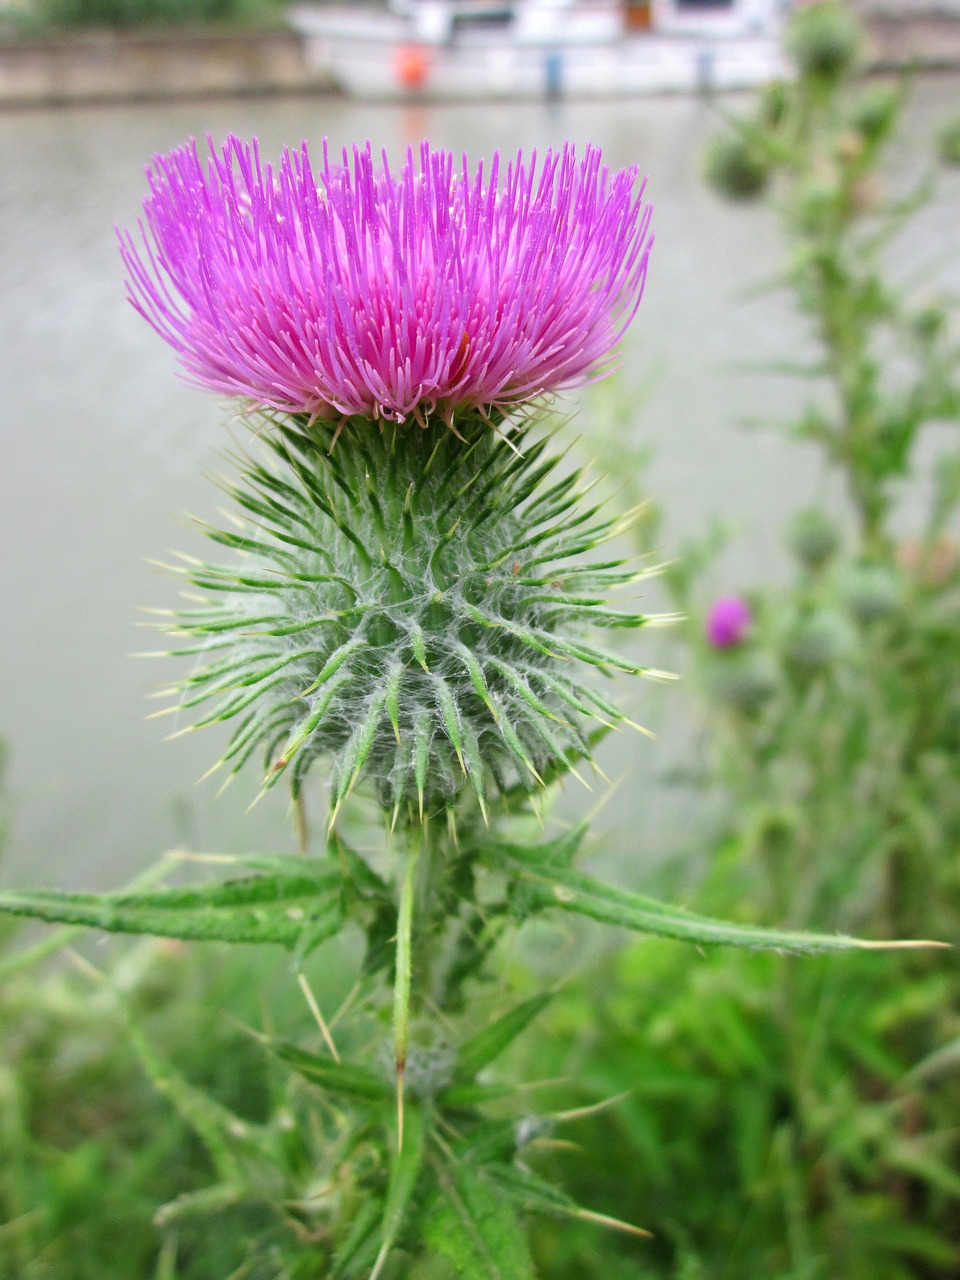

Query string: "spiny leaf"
[[423, 1163, 536, 1280], [496, 710, 543, 785], [480, 843, 942, 954], [128, 1021, 276, 1184], [330, 1199, 382, 1279], [439, 1081, 523, 1108], [270, 1042, 392, 1102], [409, 622, 429, 671], [452, 994, 553, 1082], [0, 871, 343, 952], [153, 1182, 250, 1227], [482, 1164, 651, 1239], [266, 668, 351, 783], [460, 721, 488, 820], [487, 656, 566, 723]]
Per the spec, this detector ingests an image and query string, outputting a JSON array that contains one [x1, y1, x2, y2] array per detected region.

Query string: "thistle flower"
[[705, 597, 752, 649], [133, 137, 660, 822], [120, 136, 653, 430]]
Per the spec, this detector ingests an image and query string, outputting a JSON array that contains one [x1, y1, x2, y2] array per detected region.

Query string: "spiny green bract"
[[153, 415, 660, 820]]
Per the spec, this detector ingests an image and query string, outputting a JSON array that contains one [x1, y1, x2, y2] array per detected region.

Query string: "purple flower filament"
[[119, 136, 653, 428]]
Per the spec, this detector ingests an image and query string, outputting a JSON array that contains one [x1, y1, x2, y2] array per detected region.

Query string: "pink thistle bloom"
[[119, 136, 653, 427], [706, 596, 753, 649]]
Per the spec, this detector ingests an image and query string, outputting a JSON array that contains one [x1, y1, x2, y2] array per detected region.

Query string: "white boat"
[[289, 0, 791, 101]]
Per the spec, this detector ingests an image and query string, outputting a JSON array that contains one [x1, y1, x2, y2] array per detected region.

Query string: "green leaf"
[[0, 853, 175, 980], [483, 1163, 651, 1240], [271, 1042, 392, 1102], [330, 1197, 382, 1278], [370, 1105, 427, 1280], [0, 868, 343, 954], [153, 1182, 250, 1227], [452, 994, 553, 1082], [439, 1081, 524, 1108], [481, 844, 939, 954], [423, 1164, 536, 1280], [127, 1021, 278, 1187]]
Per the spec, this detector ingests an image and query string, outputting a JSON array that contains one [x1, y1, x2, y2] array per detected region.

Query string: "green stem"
[[393, 823, 421, 1148]]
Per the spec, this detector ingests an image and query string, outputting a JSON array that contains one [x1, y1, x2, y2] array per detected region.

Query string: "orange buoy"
[[394, 44, 430, 90]]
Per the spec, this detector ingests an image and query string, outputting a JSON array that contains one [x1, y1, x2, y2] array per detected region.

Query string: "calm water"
[[2, 81, 959, 889]]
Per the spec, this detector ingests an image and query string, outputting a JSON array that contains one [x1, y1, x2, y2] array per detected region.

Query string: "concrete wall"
[[863, 13, 960, 69], [0, 27, 332, 106]]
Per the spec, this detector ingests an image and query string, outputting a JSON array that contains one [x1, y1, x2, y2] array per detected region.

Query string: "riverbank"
[[2, 9, 960, 108], [0, 26, 332, 106]]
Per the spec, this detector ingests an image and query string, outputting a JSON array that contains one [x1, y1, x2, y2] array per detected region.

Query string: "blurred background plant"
[[0, 0, 290, 36], [524, 4, 960, 1277]]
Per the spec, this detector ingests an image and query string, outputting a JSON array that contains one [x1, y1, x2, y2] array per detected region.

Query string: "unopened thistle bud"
[[785, 607, 852, 671], [707, 650, 778, 715], [703, 131, 771, 202], [786, 1, 861, 82], [787, 507, 841, 571], [838, 564, 901, 624]]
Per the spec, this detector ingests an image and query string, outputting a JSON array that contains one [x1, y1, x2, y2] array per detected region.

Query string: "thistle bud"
[[786, 2, 861, 82], [759, 81, 789, 131], [703, 131, 771, 202], [786, 608, 852, 671], [838, 564, 901, 624], [123, 137, 657, 822], [787, 508, 841, 571], [706, 650, 778, 714], [849, 83, 899, 147]]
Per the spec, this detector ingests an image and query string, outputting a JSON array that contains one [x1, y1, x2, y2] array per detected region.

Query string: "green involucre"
[[156, 415, 656, 817]]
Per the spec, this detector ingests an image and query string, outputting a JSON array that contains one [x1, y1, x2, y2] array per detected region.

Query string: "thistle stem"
[[393, 824, 421, 1150], [293, 788, 309, 856]]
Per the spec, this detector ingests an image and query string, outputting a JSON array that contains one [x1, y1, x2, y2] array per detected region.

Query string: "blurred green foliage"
[[28, 0, 285, 31], [524, 4, 960, 1277], [0, 929, 335, 1279]]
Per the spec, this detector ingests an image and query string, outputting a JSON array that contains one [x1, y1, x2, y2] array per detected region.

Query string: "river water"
[[2, 79, 959, 889]]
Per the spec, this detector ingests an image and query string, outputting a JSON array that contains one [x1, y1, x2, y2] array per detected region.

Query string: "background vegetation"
[[4, 0, 287, 35]]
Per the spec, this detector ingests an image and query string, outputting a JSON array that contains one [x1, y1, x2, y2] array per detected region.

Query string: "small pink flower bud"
[[705, 596, 752, 649]]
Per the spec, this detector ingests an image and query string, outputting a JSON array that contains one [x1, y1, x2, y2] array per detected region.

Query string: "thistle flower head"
[[120, 135, 653, 430]]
